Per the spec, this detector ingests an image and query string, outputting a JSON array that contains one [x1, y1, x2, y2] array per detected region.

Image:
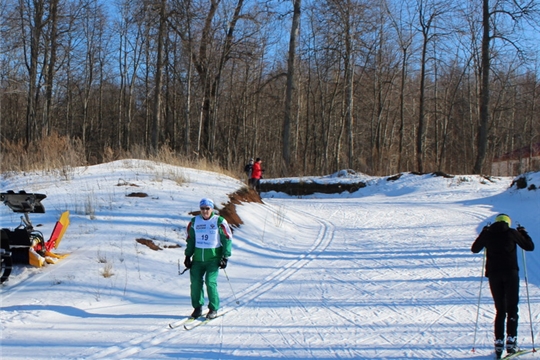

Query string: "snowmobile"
[[0, 190, 70, 284]]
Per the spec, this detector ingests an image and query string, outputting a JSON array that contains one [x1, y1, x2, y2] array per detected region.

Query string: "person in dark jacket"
[[244, 158, 254, 185], [471, 213, 534, 359]]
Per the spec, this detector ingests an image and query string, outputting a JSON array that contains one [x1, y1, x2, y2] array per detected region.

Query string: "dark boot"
[[494, 339, 504, 359], [506, 336, 518, 354], [206, 309, 218, 319], [190, 306, 202, 318]]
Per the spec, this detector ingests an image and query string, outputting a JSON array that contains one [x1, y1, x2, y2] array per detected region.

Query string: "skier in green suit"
[[184, 198, 232, 319]]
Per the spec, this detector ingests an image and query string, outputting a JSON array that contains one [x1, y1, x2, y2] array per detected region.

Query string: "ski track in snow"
[[83, 201, 336, 359], [222, 197, 530, 360]]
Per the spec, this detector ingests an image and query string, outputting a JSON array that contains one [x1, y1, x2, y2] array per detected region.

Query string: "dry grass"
[[101, 262, 114, 278], [0, 134, 238, 179], [0, 133, 85, 176]]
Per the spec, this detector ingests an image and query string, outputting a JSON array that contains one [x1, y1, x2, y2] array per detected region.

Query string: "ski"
[[501, 349, 533, 359], [168, 317, 197, 329], [183, 311, 228, 331], [183, 317, 214, 330], [169, 308, 232, 331]]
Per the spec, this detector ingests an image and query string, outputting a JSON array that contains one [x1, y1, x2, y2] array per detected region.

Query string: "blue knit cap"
[[199, 198, 214, 209]]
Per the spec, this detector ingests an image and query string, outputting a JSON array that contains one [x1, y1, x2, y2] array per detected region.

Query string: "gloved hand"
[[184, 257, 192, 269], [517, 226, 528, 235], [219, 258, 228, 269]]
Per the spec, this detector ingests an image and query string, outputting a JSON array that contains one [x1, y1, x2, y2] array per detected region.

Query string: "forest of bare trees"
[[1, 0, 539, 177]]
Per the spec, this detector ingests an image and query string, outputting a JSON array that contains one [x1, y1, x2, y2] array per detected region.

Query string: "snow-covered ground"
[[1, 160, 539, 360]]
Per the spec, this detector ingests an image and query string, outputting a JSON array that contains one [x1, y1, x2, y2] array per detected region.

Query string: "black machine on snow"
[[0, 191, 70, 284]]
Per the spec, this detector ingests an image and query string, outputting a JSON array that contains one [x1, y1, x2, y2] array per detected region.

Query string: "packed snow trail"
[[82, 191, 537, 359], [2, 164, 539, 360], [228, 197, 490, 360]]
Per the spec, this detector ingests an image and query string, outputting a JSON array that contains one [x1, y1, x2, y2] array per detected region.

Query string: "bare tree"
[[18, 0, 47, 147], [386, 0, 415, 172], [474, 0, 491, 175], [168, 0, 248, 159], [473, 0, 538, 174], [283, 0, 301, 175], [303, 4, 342, 174], [151, 0, 167, 153], [42, 0, 59, 137], [3, 0, 540, 177], [79, 0, 107, 148], [341, 0, 355, 170], [115, 0, 147, 150], [415, 0, 449, 172]]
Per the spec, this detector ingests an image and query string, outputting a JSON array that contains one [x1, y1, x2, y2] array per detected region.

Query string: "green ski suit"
[[185, 213, 232, 311]]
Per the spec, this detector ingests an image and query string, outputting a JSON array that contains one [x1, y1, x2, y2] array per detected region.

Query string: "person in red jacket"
[[250, 158, 263, 193], [471, 213, 534, 359]]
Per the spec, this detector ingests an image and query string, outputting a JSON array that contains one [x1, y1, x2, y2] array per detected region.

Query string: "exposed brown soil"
[[126, 192, 149, 198], [259, 180, 367, 196], [219, 187, 263, 227], [136, 238, 181, 251], [188, 187, 263, 228]]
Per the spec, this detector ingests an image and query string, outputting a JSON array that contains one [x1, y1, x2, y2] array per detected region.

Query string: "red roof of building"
[[494, 142, 540, 162]]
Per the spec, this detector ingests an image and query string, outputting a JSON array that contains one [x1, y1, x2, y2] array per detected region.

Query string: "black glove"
[[219, 258, 228, 269], [184, 257, 192, 269], [517, 226, 528, 235]]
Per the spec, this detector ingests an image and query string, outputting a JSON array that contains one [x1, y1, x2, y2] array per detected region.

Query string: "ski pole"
[[178, 259, 188, 275], [472, 249, 486, 353], [222, 268, 240, 304], [521, 248, 536, 352]]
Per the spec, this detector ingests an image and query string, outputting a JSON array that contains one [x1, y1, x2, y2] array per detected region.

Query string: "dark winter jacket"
[[244, 163, 253, 176], [471, 221, 534, 277]]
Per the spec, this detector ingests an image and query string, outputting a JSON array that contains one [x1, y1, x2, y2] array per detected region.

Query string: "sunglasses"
[[200, 207, 212, 210]]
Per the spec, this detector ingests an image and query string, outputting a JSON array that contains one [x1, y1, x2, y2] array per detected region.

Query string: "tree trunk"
[[24, 0, 45, 147], [397, 47, 407, 172], [473, 0, 490, 174], [152, 0, 167, 153], [185, 52, 193, 155], [417, 31, 428, 173], [344, 10, 354, 170], [283, 0, 301, 175], [43, 0, 59, 137]]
